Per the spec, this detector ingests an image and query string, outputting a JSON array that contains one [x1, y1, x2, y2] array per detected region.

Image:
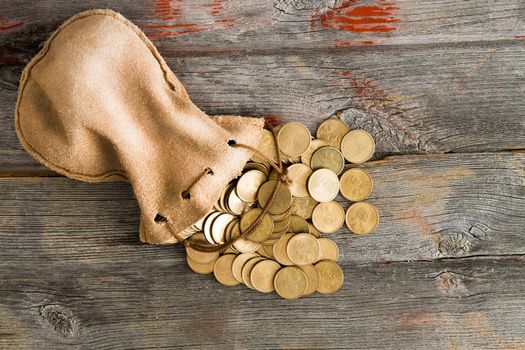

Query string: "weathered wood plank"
[[0, 256, 523, 349], [0, 0, 524, 54], [1, 152, 523, 264], [1, 40, 524, 173]]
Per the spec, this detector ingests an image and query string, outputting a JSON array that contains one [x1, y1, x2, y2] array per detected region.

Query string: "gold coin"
[[236, 169, 267, 203], [291, 195, 318, 220], [307, 169, 340, 202], [240, 208, 274, 243], [251, 129, 278, 164], [203, 211, 222, 244], [289, 215, 309, 233], [226, 188, 248, 215], [274, 266, 307, 300], [256, 245, 275, 259], [286, 163, 312, 197], [213, 254, 240, 286], [299, 264, 319, 296], [272, 214, 291, 233], [244, 161, 270, 177], [187, 256, 216, 275], [271, 207, 291, 222], [272, 233, 295, 266], [186, 234, 219, 264], [315, 260, 344, 294], [232, 253, 259, 283], [340, 168, 373, 202], [217, 183, 233, 212], [242, 256, 265, 289], [231, 222, 260, 253], [316, 119, 349, 149], [316, 238, 339, 262], [311, 201, 345, 234], [211, 213, 236, 244], [288, 155, 301, 164], [277, 122, 312, 157], [301, 139, 330, 167], [345, 202, 380, 235], [250, 259, 281, 293], [340, 129, 375, 164], [286, 233, 320, 266], [272, 124, 283, 135], [257, 181, 292, 215], [308, 223, 320, 238], [268, 169, 279, 181], [310, 146, 345, 175]]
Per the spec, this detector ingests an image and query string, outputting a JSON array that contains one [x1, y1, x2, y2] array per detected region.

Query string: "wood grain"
[[0, 0, 523, 52], [1, 152, 523, 264], [1, 40, 524, 174]]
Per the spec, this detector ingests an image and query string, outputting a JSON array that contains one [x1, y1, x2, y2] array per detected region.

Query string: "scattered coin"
[[232, 253, 259, 283], [316, 238, 340, 262], [311, 201, 345, 234], [287, 163, 312, 197], [186, 233, 220, 264], [286, 233, 320, 266], [257, 180, 292, 215], [277, 122, 312, 157], [274, 266, 308, 300], [236, 170, 267, 202], [339, 168, 373, 202], [301, 139, 329, 167], [340, 129, 375, 164], [251, 129, 278, 164], [299, 264, 320, 296], [310, 146, 345, 175], [273, 233, 295, 266], [308, 223, 320, 238], [203, 211, 222, 244], [240, 208, 274, 243], [291, 195, 318, 220], [307, 168, 340, 202], [226, 187, 248, 215], [250, 259, 281, 293], [345, 201, 380, 235], [289, 215, 310, 233], [214, 254, 240, 286], [187, 256, 216, 275], [211, 213, 236, 244], [316, 119, 349, 149], [315, 260, 344, 294], [242, 256, 266, 289]]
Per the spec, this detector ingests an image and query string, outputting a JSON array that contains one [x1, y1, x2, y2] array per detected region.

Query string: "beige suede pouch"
[[15, 9, 264, 244]]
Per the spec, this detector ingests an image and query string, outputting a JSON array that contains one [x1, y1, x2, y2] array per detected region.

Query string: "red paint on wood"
[[515, 35, 525, 38], [312, 1, 399, 34], [334, 40, 375, 48], [263, 115, 285, 126], [0, 20, 25, 31]]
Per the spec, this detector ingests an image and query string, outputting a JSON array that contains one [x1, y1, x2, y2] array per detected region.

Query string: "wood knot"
[[434, 271, 468, 297], [39, 304, 81, 339]]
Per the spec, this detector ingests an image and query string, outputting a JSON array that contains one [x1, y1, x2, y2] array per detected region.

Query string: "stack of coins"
[[184, 119, 379, 299]]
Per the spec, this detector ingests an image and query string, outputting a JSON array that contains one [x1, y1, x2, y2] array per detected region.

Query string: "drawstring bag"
[[15, 9, 267, 245]]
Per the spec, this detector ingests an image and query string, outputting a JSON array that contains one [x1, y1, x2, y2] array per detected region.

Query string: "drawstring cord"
[[167, 123, 292, 252]]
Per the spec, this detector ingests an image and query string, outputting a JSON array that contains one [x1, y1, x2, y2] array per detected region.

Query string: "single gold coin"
[[315, 260, 344, 294], [310, 146, 345, 175], [187, 256, 216, 275], [277, 122, 312, 157], [291, 195, 318, 220], [316, 238, 340, 262], [232, 253, 259, 283], [273, 233, 295, 266], [236, 170, 267, 203], [307, 169, 340, 202], [286, 233, 320, 266], [251, 129, 278, 164], [250, 259, 281, 293], [257, 181, 293, 215], [213, 254, 240, 287], [316, 119, 349, 149], [301, 139, 330, 167], [299, 264, 320, 296], [211, 213, 236, 245], [186, 235, 220, 264], [241, 257, 266, 289], [274, 266, 308, 300], [240, 208, 274, 243], [231, 222, 260, 253], [340, 168, 373, 202], [308, 223, 320, 238], [311, 201, 345, 234], [286, 163, 312, 197], [289, 215, 310, 233], [345, 202, 380, 235], [340, 129, 375, 164]]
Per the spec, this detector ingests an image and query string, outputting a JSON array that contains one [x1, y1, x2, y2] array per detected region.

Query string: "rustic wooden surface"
[[0, 1, 524, 349]]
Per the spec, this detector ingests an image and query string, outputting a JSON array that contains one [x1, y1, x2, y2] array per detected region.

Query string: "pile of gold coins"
[[184, 119, 379, 300]]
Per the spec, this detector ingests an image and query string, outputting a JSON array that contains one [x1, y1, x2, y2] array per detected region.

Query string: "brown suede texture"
[[15, 9, 264, 244]]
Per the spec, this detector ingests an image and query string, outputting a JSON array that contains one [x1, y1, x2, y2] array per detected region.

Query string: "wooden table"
[[1, 1, 524, 349]]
